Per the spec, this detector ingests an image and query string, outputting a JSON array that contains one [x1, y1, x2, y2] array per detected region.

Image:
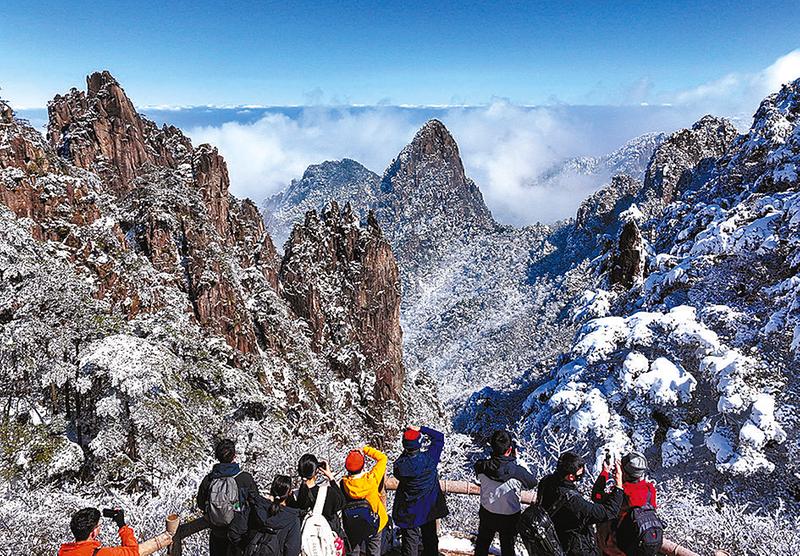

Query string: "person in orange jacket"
[[58, 507, 139, 556], [341, 446, 388, 556]]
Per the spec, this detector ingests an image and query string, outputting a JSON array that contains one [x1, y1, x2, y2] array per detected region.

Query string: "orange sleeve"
[[362, 446, 387, 486], [97, 526, 139, 556]]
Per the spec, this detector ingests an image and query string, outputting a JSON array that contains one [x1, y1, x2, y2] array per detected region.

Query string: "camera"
[[317, 460, 327, 469], [103, 508, 120, 519]]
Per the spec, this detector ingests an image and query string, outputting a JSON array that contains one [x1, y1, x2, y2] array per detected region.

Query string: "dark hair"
[[556, 451, 585, 478], [268, 475, 293, 517], [70, 507, 100, 542], [215, 439, 236, 463], [490, 430, 513, 456], [298, 453, 319, 480]]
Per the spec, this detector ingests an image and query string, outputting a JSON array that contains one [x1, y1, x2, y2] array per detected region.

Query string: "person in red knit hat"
[[341, 446, 388, 556]]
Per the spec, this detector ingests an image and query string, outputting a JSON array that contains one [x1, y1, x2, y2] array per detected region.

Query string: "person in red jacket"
[[58, 507, 139, 556], [592, 452, 657, 556]]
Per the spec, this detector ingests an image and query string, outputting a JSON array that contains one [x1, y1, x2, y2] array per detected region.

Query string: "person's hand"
[[113, 509, 126, 529], [322, 461, 334, 480], [613, 460, 623, 487], [602, 457, 611, 474]]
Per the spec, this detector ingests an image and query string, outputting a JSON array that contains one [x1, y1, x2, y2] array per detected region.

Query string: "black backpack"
[[244, 526, 283, 556], [341, 497, 379, 545], [517, 494, 570, 556], [616, 491, 663, 556]]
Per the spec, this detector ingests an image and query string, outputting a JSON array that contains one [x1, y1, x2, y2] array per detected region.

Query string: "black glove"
[[113, 509, 126, 529]]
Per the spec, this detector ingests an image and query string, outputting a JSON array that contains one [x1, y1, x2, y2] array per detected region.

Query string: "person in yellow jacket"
[[341, 446, 388, 556]]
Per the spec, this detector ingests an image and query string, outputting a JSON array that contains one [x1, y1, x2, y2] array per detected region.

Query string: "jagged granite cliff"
[[0, 73, 442, 498], [264, 122, 666, 408]]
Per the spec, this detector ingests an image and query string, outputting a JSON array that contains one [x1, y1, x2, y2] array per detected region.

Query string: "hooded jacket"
[[229, 490, 301, 556], [393, 426, 449, 528], [537, 472, 623, 556], [58, 526, 139, 556], [474, 454, 538, 515], [197, 462, 260, 537], [341, 446, 389, 532]]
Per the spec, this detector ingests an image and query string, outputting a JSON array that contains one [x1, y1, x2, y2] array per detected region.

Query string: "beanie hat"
[[621, 451, 647, 479], [403, 429, 422, 450], [345, 450, 365, 473]]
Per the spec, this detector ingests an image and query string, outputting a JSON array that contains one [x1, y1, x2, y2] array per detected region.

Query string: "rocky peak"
[[263, 158, 381, 249], [712, 77, 800, 196], [568, 173, 642, 256], [640, 115, 738, 210], [47, 71, 193, 195], [377, 119, 495, 265], [280, 202, 404, 407], [193, 143, 231, 240]]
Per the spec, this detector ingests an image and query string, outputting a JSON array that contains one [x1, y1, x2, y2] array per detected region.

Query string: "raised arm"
[[420, 426, 445, 462], [363, 446, 388, 485]]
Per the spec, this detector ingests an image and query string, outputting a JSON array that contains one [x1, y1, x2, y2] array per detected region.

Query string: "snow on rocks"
[[522, 301, 783, 476], [662, 427, 693, 467]]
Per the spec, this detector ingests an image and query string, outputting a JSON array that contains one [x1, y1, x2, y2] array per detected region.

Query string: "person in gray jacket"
[[474, 430, 538, 556]]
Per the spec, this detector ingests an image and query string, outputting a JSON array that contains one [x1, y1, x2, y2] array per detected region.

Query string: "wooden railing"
[[138, 479, 720, 556]]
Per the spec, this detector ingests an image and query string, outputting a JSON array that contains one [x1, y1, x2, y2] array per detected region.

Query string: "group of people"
[[195, 428, 448, 556], [59, 428, 659, 556]]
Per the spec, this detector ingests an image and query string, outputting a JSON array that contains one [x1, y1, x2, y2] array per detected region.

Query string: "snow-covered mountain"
[[4, 70, 800, 553], [263, 124, 667, 410], [262, 83, 800, 551], [0, 74, 444, 549], [535, 131, 665, 193], [513, 81, 800, 551], [264, 158, 381, 249]]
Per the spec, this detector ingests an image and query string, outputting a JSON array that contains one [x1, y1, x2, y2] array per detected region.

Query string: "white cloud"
[[185, 50, 800, 227], [189, 102, 688, 226], [662, 49, 800, 128]]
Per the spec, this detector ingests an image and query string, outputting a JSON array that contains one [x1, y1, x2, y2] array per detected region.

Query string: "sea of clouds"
[[17, 50, 800, 227]]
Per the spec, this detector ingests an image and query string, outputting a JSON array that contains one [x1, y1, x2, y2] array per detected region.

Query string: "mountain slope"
[[0, 73, 442, 502], [519, 80, 800, 512]]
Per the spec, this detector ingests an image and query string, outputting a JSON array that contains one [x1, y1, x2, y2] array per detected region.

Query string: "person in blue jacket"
[[392, 425, 449, 556], [474, 430, 538, 556]]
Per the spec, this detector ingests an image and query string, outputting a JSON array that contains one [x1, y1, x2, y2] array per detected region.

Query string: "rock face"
[[45, 73, 276, 356], [608, 220, 643, 289], [640, 115, 738, 210], [377, 119, 496, 266], [0, 102, 106, 243], [47, 71, 193, 195], [281, 203, 404, 405], [568, 173, 642, 256]]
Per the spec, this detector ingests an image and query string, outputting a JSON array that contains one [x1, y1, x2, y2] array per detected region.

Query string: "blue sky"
[[3, 1, 800, 226], [2, 0, 799, 108]]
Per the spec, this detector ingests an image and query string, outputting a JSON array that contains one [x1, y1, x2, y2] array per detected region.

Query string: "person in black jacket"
[[197, 439, 260, 556], [393, 425, 449, 556], [290, 453, 345, 534], [474, 430, 538, 556], [230, 475, 302, 556], [537, 451, 624, 556]]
